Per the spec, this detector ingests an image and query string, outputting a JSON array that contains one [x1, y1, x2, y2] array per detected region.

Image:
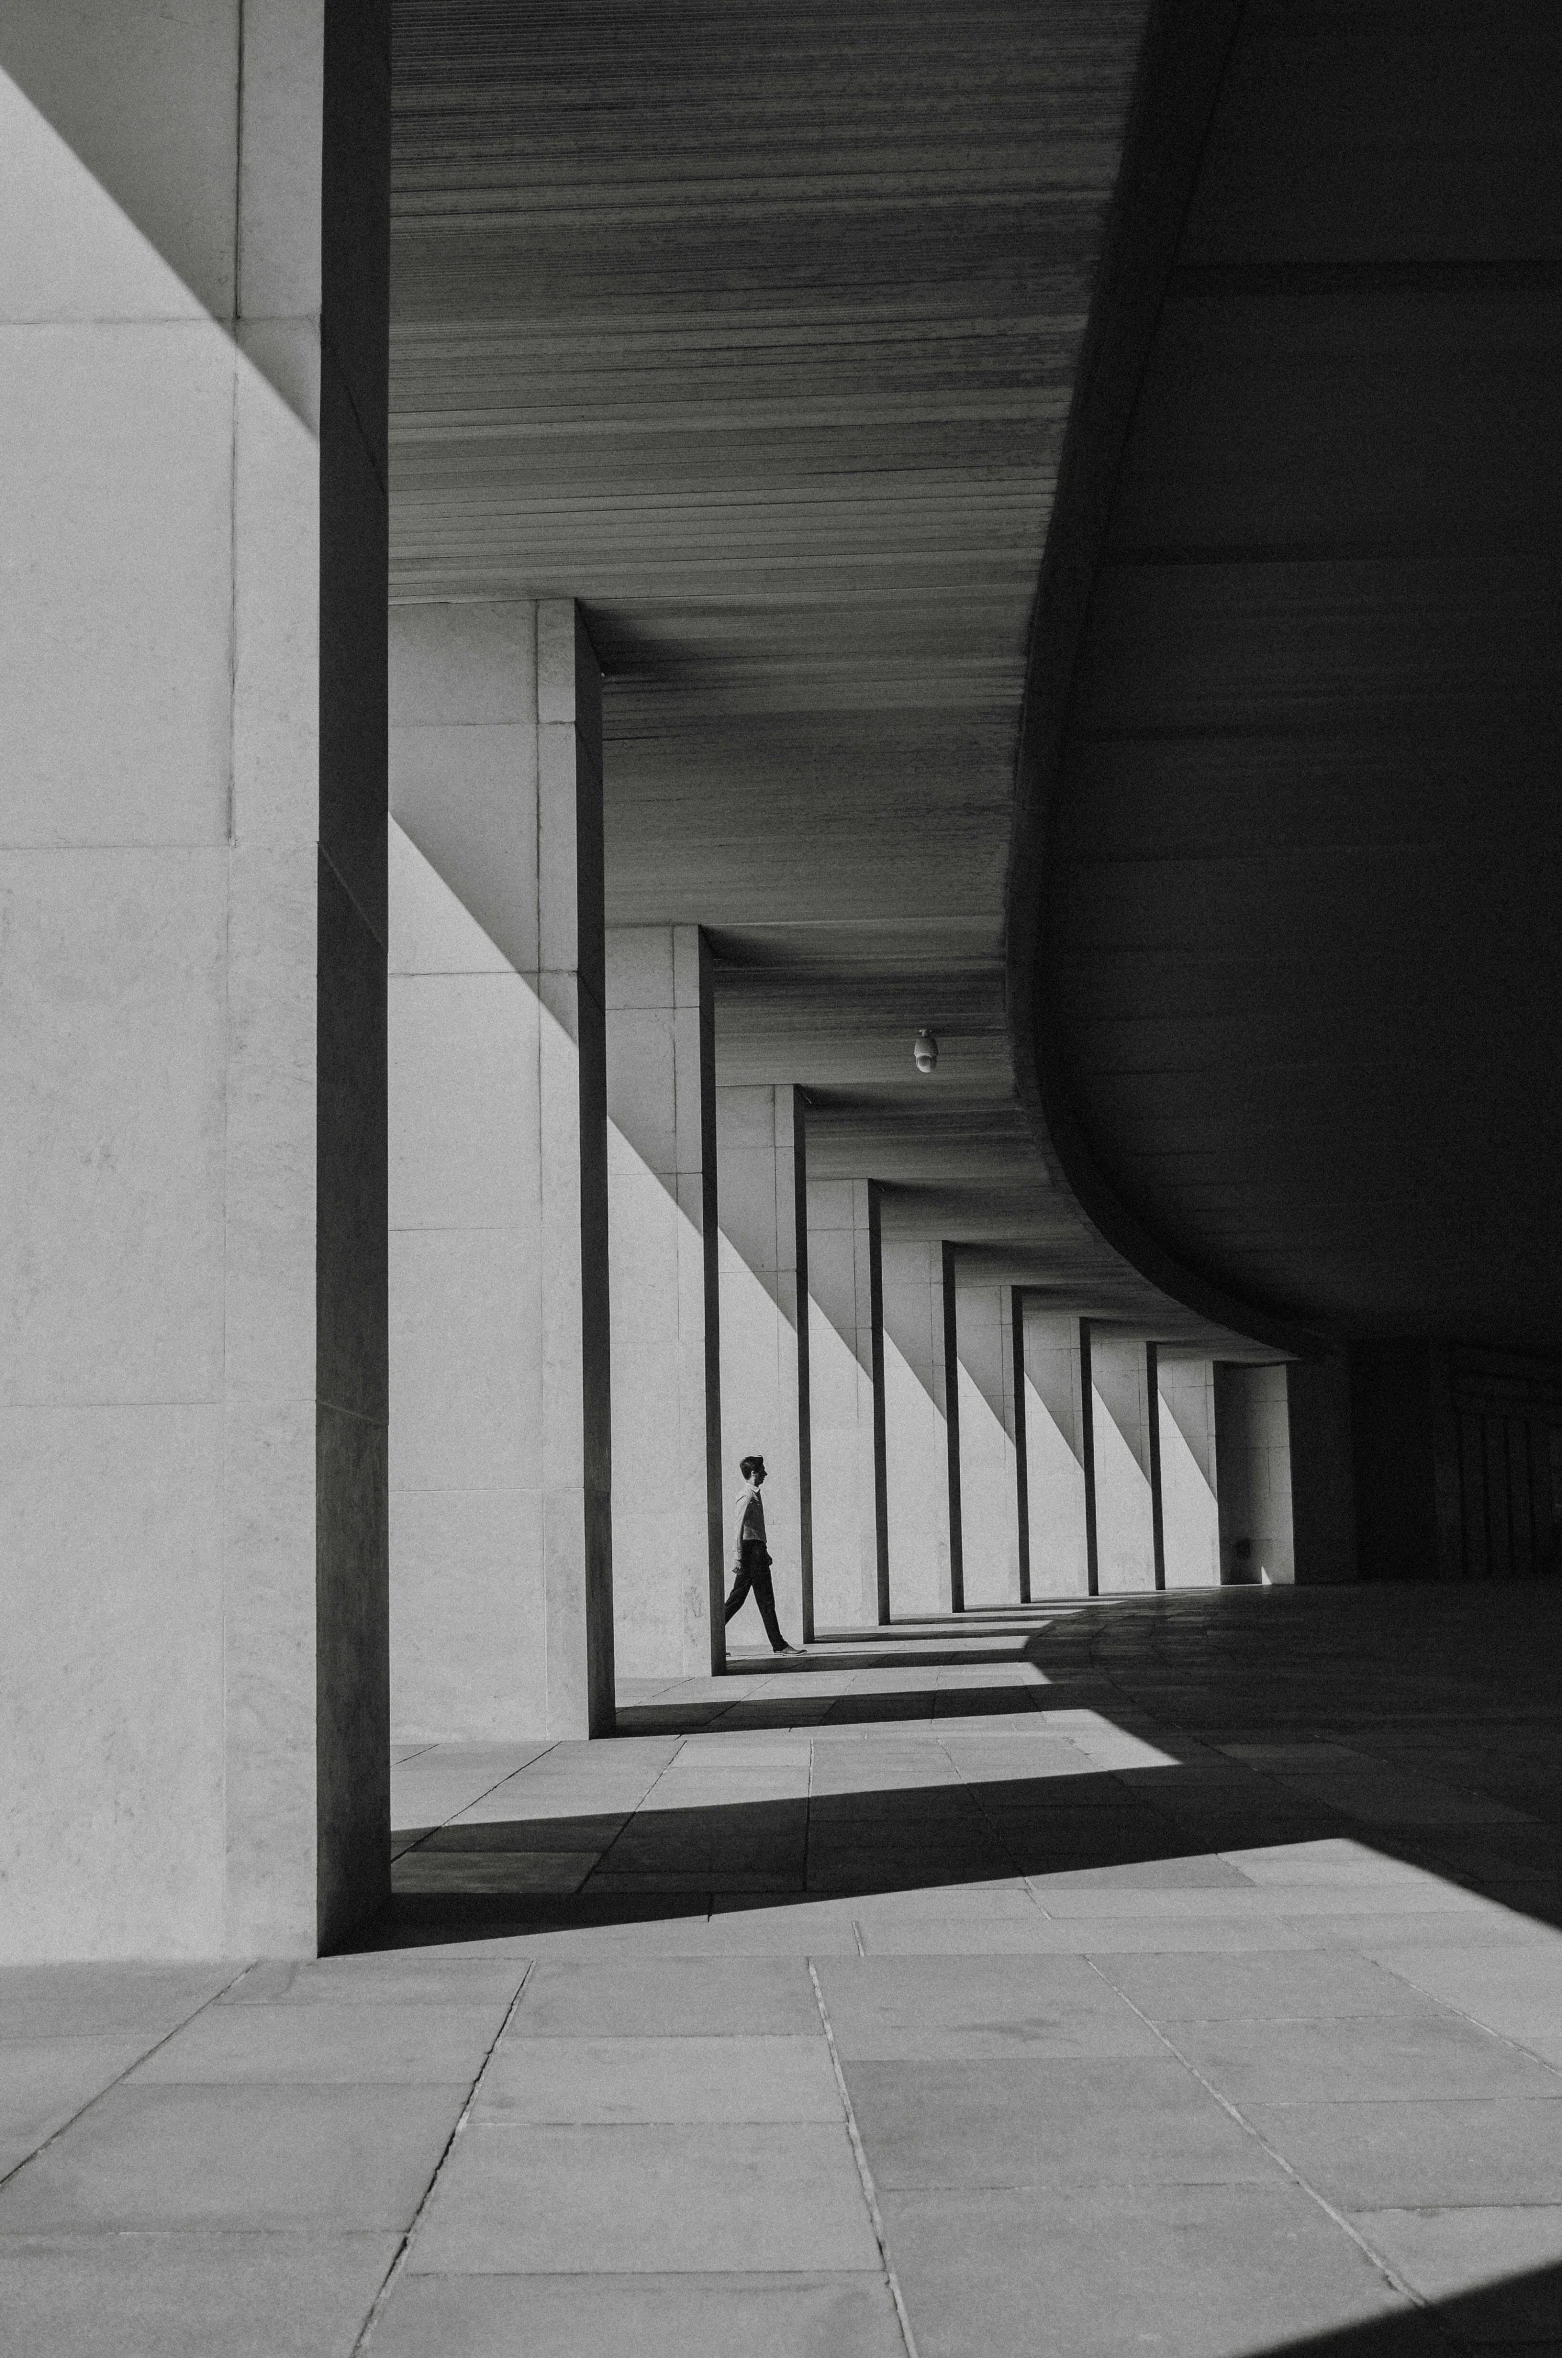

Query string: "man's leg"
[[723, 1558, 754, 1623], [750, 1559, 791, 1653]]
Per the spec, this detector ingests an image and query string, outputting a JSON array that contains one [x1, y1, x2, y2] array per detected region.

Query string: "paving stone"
[[0, 2083, 469, 2233], [0, 2038, 155, 2174], [367, 2270, 906, 2358], [407, 2122, 880, 2273], [0, 1967, 233, 2044], [1170, 2013, 1562, 2105], [1350, 2206, 1562, 2338], [510, 1958, 823, 2036], [126, 2000, 506, 2084], [877, 2183, 1437, 2358], [1242, 2097, 1562, 2207], [1096, 1949, 1452, 2021], [220, 1956, 531, 2008], [845, 2056, 1276, 2190], [815, 1956, 1163, 2059], [0, 2230, 397, 2358], [475, 2033, 843, 2122]]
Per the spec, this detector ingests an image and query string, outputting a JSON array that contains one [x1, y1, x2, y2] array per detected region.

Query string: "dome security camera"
[[914, 1028, 938, 1075]]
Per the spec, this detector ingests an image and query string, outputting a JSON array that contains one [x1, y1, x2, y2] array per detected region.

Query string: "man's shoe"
[[773, 1641, 804, 1655]]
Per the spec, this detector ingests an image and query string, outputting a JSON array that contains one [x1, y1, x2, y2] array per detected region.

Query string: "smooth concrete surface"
[[808, 1179, 888, 1632], [1021, 1308, 1090, 1595], [1158, 1357, 1222, 1590], [0, 0, 389, 1961], [1091, 1332, 1160, 1594], [389, 600, 614, 1743], [606, 926, 722, 1681], [1216, 1363, 1297, 1586], [3, 1587, 1560, 2354], [954, 1283, 1023, 1608], [880, 1241, 956, 1620], [715, 1084, 811, 1646]]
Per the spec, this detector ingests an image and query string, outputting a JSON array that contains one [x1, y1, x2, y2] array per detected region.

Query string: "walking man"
[[724, 1454, 802, 1655]]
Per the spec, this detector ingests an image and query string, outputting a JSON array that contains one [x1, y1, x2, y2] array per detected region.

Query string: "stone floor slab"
[[845, 2056, 1276, 2190], [475, 2033, 843, 2123], [407, 2122, 880, 2274], [0, 2083, 469, 2234], [367, 2270, 906, 2358], [0, 2230, 397, 2358], [876, 2182, 1441, 2358], [509, 1958, 822, 2036], [815, 1955, 1163, 2059], [126, 2000, 506, 2085], [1173, 2013, 1562, 2105], [1242, 2096, 1562, 2207]]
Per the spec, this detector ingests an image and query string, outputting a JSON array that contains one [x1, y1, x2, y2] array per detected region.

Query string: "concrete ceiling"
[[1033, 0, 1562, 1353], [388, 0, 1271, 1347]]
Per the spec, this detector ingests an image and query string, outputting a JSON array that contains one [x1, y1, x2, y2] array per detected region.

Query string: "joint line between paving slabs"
[[353, 1961, 536, 2353], [396, 1746, 560, 1859], [0, 1961, 252, 2194], [809, 1960, 923, 2358], [1081, 1959, 1461, 2346]]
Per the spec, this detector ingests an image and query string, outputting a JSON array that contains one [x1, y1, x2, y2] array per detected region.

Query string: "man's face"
[[753, 1461, 767, 1486]]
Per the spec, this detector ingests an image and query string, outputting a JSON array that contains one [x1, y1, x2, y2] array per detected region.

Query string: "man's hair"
[[739, 1454, 765, 1478]]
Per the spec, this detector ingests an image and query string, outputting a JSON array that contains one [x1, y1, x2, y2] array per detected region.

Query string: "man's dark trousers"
[[724, 1539, 787, 1652]]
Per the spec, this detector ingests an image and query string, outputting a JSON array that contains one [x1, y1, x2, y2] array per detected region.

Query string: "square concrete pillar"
[[1214, 1363, 1296, 1584], [1020, 1307, 1090, 1595], [808, 1178, 889, 1631], [388, 599, 614, 1741], [716, 1084, 812, 1643], [1090, 1331, 1161, 1592], [880, 1240, 956, 1618], [606, 926, 722, 1678], [952, 1280, 1023, 1607], [1157, 1356, 1221, 1588], [0, 2, 389, 1959]]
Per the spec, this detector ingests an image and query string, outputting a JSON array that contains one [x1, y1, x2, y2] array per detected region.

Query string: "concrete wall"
[[388, 601, 614, 1742], [606, 926, 721, 1679], [880, 1240, 954, 1618], [0, 1, 389, 1960], [1157, 1357, 1221, 1589], [1020, 1308, 1089, 1595], [808, 1178, 887, 1631], [1215, 1363, 1296, 1585], [716, 1084, 810, 1645]]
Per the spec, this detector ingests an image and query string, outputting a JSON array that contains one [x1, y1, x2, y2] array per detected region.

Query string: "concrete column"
[[1020, 1308, 1090, 1595], [1091, 1331, 1159, 1592], [1347, 1342, 1461, 1585], [1214, 1363, 1295, 1584], [954, 1281, 1023, 1607], [1289, 1356, 1358, 1584], [1079, 1321, 1100, 1596], [808, 1178, 889, 1631], [716, 1084, 812, 1642], [388, 600, 614, 1742], [1011, 1290, 1033, 1604], [0, 2, 389, 1960], [880, 1240, 956, 1618], [943, 1244, 966, 1610], [1156, 1356, 1222, 1587], [606, 926, 721, 1679]]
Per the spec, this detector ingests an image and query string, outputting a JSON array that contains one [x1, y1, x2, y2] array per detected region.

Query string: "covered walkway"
[[3, 1586, 1560, 2354]]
